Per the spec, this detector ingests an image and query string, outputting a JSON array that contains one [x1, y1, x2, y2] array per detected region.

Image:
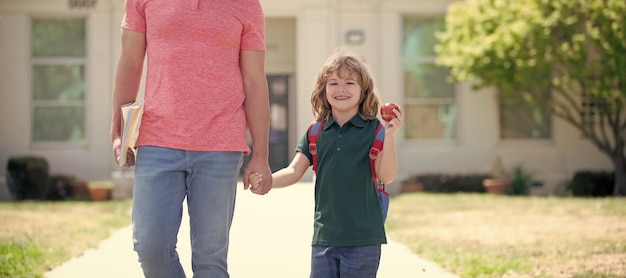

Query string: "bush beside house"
[[401, 170, 611, 197], [402, 173, 489, 194], [568, 171, 614, 197], [6, 156, 51, 200], [4, 156, 121, 202]]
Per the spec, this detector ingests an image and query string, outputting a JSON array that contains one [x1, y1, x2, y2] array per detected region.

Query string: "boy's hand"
[[248, 172, 263, 191], [383, 106, 403, 136], [243, 156, 272, 195]]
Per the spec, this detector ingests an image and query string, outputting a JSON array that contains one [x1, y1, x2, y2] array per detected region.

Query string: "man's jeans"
[[132, 146, 243, 278], [310, 245, 381, 278]]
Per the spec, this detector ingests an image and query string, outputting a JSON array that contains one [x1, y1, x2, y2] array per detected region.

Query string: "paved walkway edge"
[[45, 182, 459, 278]]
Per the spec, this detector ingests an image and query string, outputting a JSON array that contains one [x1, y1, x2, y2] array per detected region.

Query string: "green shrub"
[[6, 156, 51, 200], [568, 171, 614, 197], [48, 175, 75, 200], [510, 166, 532, 195], [414, 173, 489, 193]]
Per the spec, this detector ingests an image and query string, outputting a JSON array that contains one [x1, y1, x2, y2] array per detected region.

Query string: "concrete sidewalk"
[[44, 182, 458, 278]]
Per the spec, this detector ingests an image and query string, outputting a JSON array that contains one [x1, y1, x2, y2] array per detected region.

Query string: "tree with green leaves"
[[435, 0, 626, 195]]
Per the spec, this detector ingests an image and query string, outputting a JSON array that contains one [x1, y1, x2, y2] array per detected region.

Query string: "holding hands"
[[244, 102, 404, 195], [243, 156, 272, 195], [248, 172, 263, 191]]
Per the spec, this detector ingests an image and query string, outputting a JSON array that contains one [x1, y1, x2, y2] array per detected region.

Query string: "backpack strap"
[[308, 121, 389, 196], [308, 121, 325, 173], [370, 123, 389, 196]]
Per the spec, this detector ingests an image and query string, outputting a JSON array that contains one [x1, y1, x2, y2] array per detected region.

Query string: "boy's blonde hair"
[[311, 48, 382, 122]]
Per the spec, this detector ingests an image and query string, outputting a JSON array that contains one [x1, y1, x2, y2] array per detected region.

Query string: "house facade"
[[0, 0, 611, 199]]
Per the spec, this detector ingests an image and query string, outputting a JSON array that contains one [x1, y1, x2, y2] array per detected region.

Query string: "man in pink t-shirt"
[[109, 0, 272, 276]]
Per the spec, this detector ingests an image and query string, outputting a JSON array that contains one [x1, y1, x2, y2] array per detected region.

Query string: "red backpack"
[[307, 120, 390, 222]]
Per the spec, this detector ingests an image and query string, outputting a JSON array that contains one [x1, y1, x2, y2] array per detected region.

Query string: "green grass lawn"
[[0, 200, 132, 278], [386, 193, 626, 278], [2, 194, 625, 278]]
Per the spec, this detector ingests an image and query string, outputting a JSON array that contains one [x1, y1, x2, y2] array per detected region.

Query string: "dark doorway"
[[267, 75, 290, 171], [241, 74, 291, 175]]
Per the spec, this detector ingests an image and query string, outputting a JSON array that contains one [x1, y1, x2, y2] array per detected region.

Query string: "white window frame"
[[401, 16, 459, 143], [29, 16, 88, 149]]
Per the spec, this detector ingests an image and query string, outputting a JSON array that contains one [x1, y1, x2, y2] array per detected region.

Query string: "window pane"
[[500, 94, 551, 139], [403, 16, 456, 140], [33, 65, 85, 100], [32, 18, 85, 57], [403, 17, 445, 58], [405, 104, 457, 139], [31, 18, 86, 144], [32, 107, 85, 142], [404, 63, 455, 98]]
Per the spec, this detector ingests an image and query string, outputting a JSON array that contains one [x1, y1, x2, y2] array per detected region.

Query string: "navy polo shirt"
[[296, 115, 387, 247]]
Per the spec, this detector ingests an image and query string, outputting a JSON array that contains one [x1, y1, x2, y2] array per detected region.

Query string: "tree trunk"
[[612, 155, 626, 196]]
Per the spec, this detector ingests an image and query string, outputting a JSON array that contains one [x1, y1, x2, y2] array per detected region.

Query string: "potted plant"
[[69, 179, 90, 200], [400, 175, 425, 193], [87, 180, 113, 201], [510, 165, 533, 195], [482, 157, 511, 195]]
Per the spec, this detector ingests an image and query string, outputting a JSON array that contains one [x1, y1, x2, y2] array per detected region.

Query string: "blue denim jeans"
[[310, 245, 381, 278], [132, 146, 243, 278]]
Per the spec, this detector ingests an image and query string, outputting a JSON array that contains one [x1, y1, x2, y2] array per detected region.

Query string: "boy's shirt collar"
[[325, 114, 367, 130]]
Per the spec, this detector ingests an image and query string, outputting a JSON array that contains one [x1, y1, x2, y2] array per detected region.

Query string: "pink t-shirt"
[[122, 0, 266, 153]]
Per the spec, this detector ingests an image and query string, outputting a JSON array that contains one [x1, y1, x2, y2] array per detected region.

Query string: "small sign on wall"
[[68, 0, 97, 9]]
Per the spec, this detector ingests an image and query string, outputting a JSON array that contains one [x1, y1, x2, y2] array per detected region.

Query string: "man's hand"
[[242, 156, 272, 195], [112, 137, 136, 167]]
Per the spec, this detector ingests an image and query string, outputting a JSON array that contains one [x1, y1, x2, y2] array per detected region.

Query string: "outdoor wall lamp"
[[345, 29, 365, 45]]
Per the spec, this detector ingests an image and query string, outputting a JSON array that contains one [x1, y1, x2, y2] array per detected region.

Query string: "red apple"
[[380, 102, 400, 121]]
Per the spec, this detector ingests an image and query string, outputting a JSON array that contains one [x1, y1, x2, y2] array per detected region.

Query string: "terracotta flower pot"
[[401, 182, 425, 193], [89, 187, 112, 201], [70, 181, 90, 199], [483, 178, 510, 195]]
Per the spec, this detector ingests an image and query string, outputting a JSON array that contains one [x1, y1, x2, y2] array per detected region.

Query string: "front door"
[[240, 74, 291, 175], [267, 75, 290, 171]]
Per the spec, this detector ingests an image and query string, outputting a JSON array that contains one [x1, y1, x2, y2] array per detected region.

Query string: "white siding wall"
[[0, 0, 613, 199], [0, 0, 121, 185]]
